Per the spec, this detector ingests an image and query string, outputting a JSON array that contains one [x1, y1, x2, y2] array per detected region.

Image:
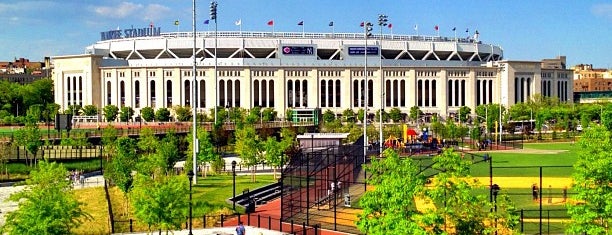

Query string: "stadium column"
[[406, 70, 417, 108], [438, 70, 448, 119], [467, 70, 477, 113]]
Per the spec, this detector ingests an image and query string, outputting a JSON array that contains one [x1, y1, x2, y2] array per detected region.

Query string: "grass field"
[[73, 187, 110, 235], [470, 142, 578, 234]]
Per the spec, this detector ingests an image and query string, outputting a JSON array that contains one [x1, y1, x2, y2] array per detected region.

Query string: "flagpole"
[[302, 23, 305, 37], [239, 20, 242, 36]]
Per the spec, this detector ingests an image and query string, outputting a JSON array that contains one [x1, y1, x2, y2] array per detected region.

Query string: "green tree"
[[342, 108, 356, 123], [104, 137, 137, 215], [186, 128, 218, 177], [602, 110, 612, 131], [103, 105, 119, 122], [470, 118, 482, 141], [567, 125, 612, 234], [357, 149, 426, 235], [234, 125, 262, 182], [388, 107, 402, 123], [261, 107, 277, 122], [119, 106, 134, 122], [245, 107, 261, 124], [322, 109, 335, 123], [409, 106, 422, 121], [0, 161, 90, 235], [140, 107, 155, 122], [172, 105, 192, 122], [65, 104, 82, 116], [263, 129, 294, 179], [13, 123, 42, 166], [155, 108, 171, 122], [357, 108, 365, 123], [458, 106, 471, 123], [130, 173, 188, 234], [137, 127, 158, 154], [0, 142, 10, 179], [82, 105, 98, 116], [374, 109, 389, 123], [422, 148, 518, 234]]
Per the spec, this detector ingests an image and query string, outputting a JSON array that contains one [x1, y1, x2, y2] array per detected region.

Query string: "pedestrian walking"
[[236, 221, 246, 235]]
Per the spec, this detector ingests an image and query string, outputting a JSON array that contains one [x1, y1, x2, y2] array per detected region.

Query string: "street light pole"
[[191, 0, 198, 184], [187, 170, 194, 235], [363, 21, 373, 191], [377, 14, 388, 155], [211, 1, 218, 124], [231, 160, 237, 211]]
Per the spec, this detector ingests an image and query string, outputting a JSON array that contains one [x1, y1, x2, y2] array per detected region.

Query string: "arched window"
[[135, 81, 140, 108], [368, 80, 373, 107], [184, 80, 190, 107], [261, 80, 267, 107], [353, 80, 359, 107], [320, 80, 327, 107], [287, 80, 294, 107], [78, 76, 83, 106], [417, 80, 422, 106], [268, 80, 274, 107], [253, 80, 260, 107], [166, 80, 172, 106], [106, 81, 111, 105], [120, 81, 125, 107], [199, 80, 205, 108], [219, 80, 225, 108], [67, 77, 72, 105], [400, 80, 406, 107], [150, 80, 156, 108], [234, 80, 241, 107], [73, 76, 77, 105], [334, 80, 341, 107]]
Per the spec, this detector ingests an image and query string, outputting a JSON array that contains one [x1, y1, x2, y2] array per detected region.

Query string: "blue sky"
[[1, 0, 611, 68]]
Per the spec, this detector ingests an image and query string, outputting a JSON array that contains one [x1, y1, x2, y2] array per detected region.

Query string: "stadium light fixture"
[[377, 14, 388, 154]]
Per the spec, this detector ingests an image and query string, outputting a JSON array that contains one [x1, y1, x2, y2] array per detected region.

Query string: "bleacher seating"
[[230, 182, 283, 207]]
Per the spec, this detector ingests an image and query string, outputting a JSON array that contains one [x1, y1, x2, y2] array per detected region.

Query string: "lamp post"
[[187, 170, 194, 235], [492, 183, 500, 235], [362, 21, 373, 190], [210, 1, 218, 124], [231, 160, 237, 211], [190, 0, 198, 184], [377, 14, 388, 154]]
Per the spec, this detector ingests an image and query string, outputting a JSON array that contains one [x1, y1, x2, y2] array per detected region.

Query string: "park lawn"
[[470, 143, 579, 177], [73, 187, 110, 235]]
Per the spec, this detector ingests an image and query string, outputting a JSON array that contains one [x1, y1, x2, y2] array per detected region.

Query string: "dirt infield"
[[473, 177, 573, 188]]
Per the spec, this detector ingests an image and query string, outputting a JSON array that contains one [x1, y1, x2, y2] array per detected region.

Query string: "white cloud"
[[94, 2, 144, 19], [142, 4, 171, 21], [592, 3, 612, 20]]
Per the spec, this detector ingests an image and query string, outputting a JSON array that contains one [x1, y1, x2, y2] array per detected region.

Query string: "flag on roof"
[[174, 20, 179, 26], [235, 19, 241, 26], [328, 21, 334, 27], [297, 21, 304, 26], [388, 23, 393, 29], [360, 22, 364, 27], [452, 27, 456, 31], [267, 20, 274, 26], [203, 19, 209, 25], [434, 25, 439, 31]]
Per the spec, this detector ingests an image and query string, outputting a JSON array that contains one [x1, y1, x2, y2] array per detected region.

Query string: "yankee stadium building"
[[51, 26, 573, 120]]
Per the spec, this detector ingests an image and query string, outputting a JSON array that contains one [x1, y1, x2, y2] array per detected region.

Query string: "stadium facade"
[[52, 29, 573, 119]]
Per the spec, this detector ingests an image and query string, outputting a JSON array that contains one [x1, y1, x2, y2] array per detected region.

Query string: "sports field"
[[471, 142, 579, 234]]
